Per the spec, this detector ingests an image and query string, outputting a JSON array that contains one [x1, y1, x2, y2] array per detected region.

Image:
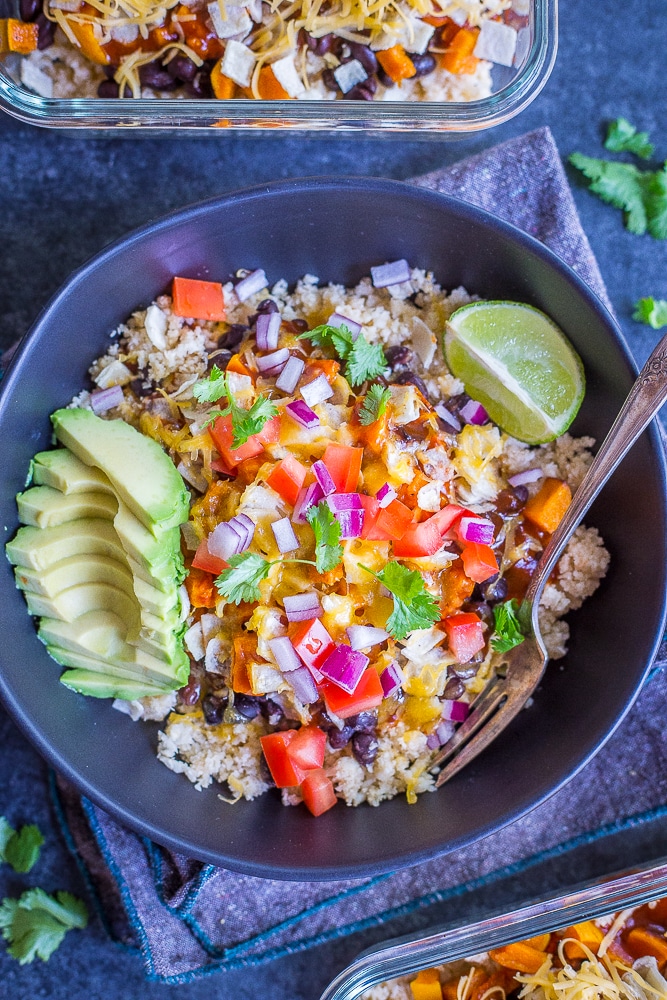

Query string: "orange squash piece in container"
[[524, 478, 572, 533], [377, 45, 416, 83], [441, 27, 479, 74], [0, 18, 38, 54]]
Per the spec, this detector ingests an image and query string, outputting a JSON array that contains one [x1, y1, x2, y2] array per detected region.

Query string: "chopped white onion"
[[371, 259, 411, 288], [346, 625, 390, 650], [508, 468, 543, 487], [235, 268, 267, 302], [327, 312, 361, 340], [276, 356, 305, 393], [271, 516, 299, 553], [91, 385, 124, 414], [300, 374, 334, 408]]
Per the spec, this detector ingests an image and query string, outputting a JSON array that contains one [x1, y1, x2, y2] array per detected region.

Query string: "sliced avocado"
[[17, 485, 117, 529], [113, 502, 181, 576], [14, 554, 133, 599], [52, 408, 189, 531], [32, 449, 114, 495], [47, 645, 173, 687], [60, 668, 172, 701], [7, 519, 124, 571], [24, 583, 141, 629], [133, 575, 181, 617]]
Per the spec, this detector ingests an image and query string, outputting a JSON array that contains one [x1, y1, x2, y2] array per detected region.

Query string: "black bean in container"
[[352, 731, 379, 767], [347, 42, 379, 76], [218, 323, 247, 350], [233, 694, 262, 719], [328, 725, 354, 750], [19, 0, 41, 21], [343, 78, 378, 101], [407, 53, 437, 77], [202, 694, 226, 724], [178, 675, 201, 706], [260, 699, 284, 727], [167, 54, 198, 83], [392, 370, 430, 400], [35, 12, 55, 49], [443, 676, 465, 700], [139, 61, 178, 90]]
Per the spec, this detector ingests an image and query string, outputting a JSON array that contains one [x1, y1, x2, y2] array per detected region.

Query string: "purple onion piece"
[[375, 482, 397, 509], [327, 311, 361, 340], [228, 514, 254, 551], [285, 665, 319, 704], [312, 460, 336, 496], [460, 399, 489, 425], [319, 644, 369, 694], [285, 399, 319, 429], [435, 720, 456, 745], [268, 635, 302, 673], [271, 516, 300, 553], [256, 311, 281, 351], [235, 269, 268, 302], [441, 700, 470, 723], [458, 516, 495, 546], [326, 493, 362, 512], [283, 592, 322, 622], [426, 731, 441, 750], [435, 403, 462, 432], [508, 468, 543, 487], [91, 385, 124, 414], [347, 625, 390, 651], [207, 520, 244, 561], [292, 481, 324, 524], [300, 374, 334, 408], [334, 507, 364, 539], [370, 259, 411, 289], [256, 348, 290, 373], [275, 356, 305, 393]]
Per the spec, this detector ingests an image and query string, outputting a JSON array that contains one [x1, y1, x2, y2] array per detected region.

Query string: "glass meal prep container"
[[320, 857, 667, 1000], [0, 0, 556, 131]]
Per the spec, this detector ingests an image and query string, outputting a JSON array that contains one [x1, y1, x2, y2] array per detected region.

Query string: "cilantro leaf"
[[644, 164, 667, 240], [195, 366, 278, 449], [491, 599, 527, 653], [362, 562, 440, 640], [301, 323, 355, 358], [306, 501, 343, 573], [300, 323, 387, 387], [215, 552, 273, 604], [633, 297, 667, 329], [0, 819, 43, 874], [0, 888, 87, 965], [605, 117, 654, 160], [569, 153, 648, 234], [359, 384, 391, 426]]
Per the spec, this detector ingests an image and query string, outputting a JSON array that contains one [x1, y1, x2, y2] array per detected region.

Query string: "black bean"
[[19, 0, 41, 21], [352, 731, 379, 767], [495, 487, 528, 515], [130, 377, 154, 397], [207, 350, 231, 372], [446, 393, 471, 418], [35, 12, 55, 49], [450, 663, 479, 680], [343, 78, 377, 101], [289, 317, 309, 332], [187, 66, 213, 98], [202, 694, 226, 724], [303, 31, 338, 55], [233, 693, 263, 719], [349, 711, 378, 733], [97, 79, 119, 99], [377, 68, 395, 88], [218, 323, 247, 350], [257, 298, 279, 315], [347, 42, 378, 75], [385, 345, 416, 370], [481, 575, 509, 604], [178, 675, 201, 706], [391, 371, 430, 399], [139, 61, 178, 91], [260, 699, 284, 726], [167, 54, 198, 83], [443, 677, 465, 700], [407, 52, 436, 77], [322, 68, 339, 92], [328, 725, 354, 750], [465, 599, 493, 621]]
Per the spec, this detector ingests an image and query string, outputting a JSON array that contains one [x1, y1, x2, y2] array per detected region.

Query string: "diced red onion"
[[271, 516, 299, 553], [312, 460, 336, 496], [226, 516, 252, 551], [375, 483, 397, 509], [319, 644, 369, 694], [285, 666, 318, 704], [233, 512, 255, 540], [235, 269, 267, 302], [326, 493, 362, 512], [285, 399, 319, 429], [300, 374, 334, 408], [427, 719, 456, 749], [426, 731, 440, 750], [508, 468, 543, 487], [207, 520, 244, 560], [371, 259, 411, 288], [442, 699, 470, 723], [334, 508, 364, 539], [91, 385, 124, 414], [458, 516, 495, 546], [275, 355, 305, 393], [460, 399, 489, 425], [268, 636, 302, 673], [283, 592, 322, 622], [292, 482, 324, 523], [327, 312, 361, 340], [380, 660, 405, 697], [435, 403, 462, 432], [256, 311, 281, 351], [346, 625, 390, 651], [256, 348, 290, 373]]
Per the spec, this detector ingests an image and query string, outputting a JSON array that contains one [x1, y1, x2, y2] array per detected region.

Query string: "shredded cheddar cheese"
[[515, 943, 662, 1000]]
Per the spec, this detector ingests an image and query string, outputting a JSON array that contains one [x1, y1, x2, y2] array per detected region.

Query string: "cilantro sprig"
[[361, 562, 440, 640], [306, 501, 343, 573], [359, 384, 391, 426], [216, 552, 274, 604], [0, 817, 43, 874], [633, 297, 667, 329], [0, 889, 87, 965], [490, 599, 528, 654], [605, 117, 654, 160], [193, 365, 277, 449], [300, 323, 387, 387]]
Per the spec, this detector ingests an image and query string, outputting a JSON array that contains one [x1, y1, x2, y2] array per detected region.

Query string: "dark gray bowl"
[[1, 177, 665, 880]]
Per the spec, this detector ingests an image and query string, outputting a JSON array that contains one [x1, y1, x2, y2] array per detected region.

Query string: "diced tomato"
[[191, 538, 228, 575], [359, 495, 393, 540], [290, 618, 335, 674], [376, 498, 414, 541], [287, 726, 327, 771], [322, 444, 363, 493], [172, 276, 226, 321], [393, 515, 443, 557], [257, 415, 281, 445], [430, 503, 467, 537], [301, 769, 337, 817], [320, 667, 384, 719], [460, 542, 499, 584], [231, 634, 256, 695], [210, 456, 238, 477], [443, 612, 485, 663], [209, 414, 280, 468], [260, 731, 307, 788], [266, 455, 307, 506]]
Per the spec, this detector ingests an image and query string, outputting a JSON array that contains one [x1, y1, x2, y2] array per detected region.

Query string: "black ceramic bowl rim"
[[1, 176, 666, 880]]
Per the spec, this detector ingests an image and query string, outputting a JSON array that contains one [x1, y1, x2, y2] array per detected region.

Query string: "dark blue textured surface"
[[0, 1, 666, 995]]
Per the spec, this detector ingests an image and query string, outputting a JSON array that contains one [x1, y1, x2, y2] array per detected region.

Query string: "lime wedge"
[[443, 301, 585, 444]]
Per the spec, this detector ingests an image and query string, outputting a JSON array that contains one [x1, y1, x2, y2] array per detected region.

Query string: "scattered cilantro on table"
[[306, 502, 343, 573], [300, 323, 387, 387], [193, 365, 277, 448], [491, 599, 528, 653], [0, 817, 43, 874], [633, 297, 667, 329], [604, 117, 654, 159], [0, 889, 87, 965], [361, 561, 440, 640], [359, 384, 391, 426]]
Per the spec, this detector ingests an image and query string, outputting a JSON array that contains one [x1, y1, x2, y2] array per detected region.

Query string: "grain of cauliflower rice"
[[11, 261, 608, 818]]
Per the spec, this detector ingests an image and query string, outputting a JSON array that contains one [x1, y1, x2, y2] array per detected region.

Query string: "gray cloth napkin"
[[49, 127, 667, 984]]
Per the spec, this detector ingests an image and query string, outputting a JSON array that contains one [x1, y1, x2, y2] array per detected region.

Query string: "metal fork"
[[431, 329, 667, 788]]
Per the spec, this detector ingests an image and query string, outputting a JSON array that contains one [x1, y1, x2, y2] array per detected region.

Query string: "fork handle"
[[526, 330, 667, 608]]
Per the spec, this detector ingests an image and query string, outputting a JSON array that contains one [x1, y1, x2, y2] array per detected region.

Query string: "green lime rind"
[[443, 301, 585, 445]]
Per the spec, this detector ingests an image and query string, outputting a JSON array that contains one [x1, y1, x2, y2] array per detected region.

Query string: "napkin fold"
[[40, 127, 667, 983]]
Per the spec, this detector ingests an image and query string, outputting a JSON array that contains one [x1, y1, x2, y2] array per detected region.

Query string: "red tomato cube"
[[266, 455, 307, 506], [460, 542, 499, 583], [172, 277, 226, 321], [393, 515, 443, 558], [287, 726, 327, 771], [301, 769, 337, 817], [359, 495, 393, 540], [320, 667, 384, 719], [290, 618, 335, 674], [322, 444, 363, 493], [260, 731, 306, 788], [191, 538, 228, 575], [443, 612, 486, 663]]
